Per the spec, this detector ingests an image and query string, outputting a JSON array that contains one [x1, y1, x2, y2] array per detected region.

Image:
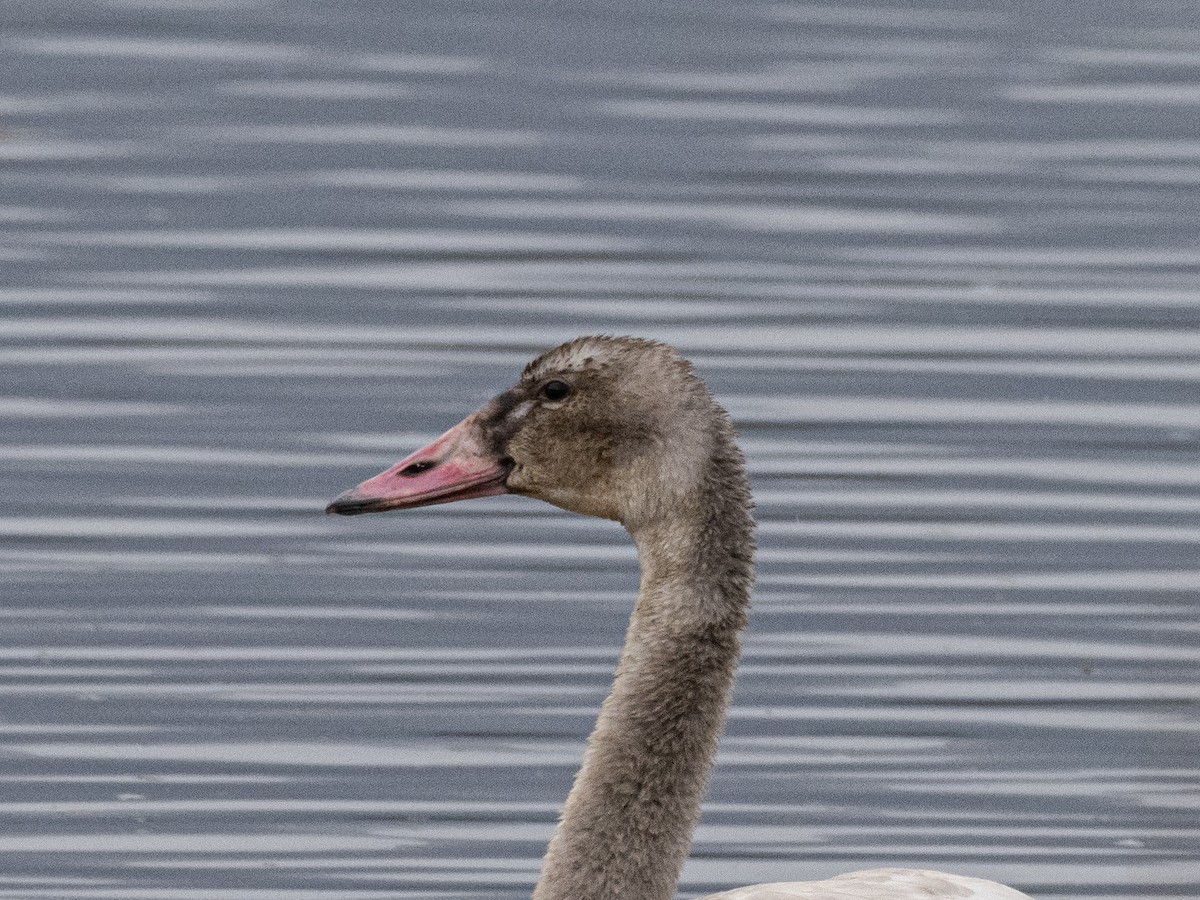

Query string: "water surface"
[[0, 1, 1198, 898]]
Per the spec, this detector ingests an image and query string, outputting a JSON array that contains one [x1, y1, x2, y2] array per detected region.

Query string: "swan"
[[327, 336, 1033, 900]]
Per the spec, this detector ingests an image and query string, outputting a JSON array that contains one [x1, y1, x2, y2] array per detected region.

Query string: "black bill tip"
[[325, 492, 388, 516]]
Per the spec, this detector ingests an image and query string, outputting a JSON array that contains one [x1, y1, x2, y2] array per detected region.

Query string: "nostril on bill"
[[398, 460, 437, 477]]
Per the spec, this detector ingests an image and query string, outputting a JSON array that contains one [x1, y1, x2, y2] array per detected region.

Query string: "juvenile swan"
[[327, 336, 1032, 900]]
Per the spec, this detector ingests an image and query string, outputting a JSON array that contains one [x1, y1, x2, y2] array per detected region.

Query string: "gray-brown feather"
[[519, 337, 754, 900], [470, 337, 1027, 900]]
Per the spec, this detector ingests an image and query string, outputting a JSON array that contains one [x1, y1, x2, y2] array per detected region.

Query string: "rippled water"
[[1, 1, 1198, 898]]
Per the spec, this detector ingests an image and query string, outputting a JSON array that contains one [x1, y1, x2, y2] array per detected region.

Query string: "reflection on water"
[[1, 0, 1198, 898]]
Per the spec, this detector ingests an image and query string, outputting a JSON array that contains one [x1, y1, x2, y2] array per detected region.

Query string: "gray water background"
[[1, 0, 1199, 897]]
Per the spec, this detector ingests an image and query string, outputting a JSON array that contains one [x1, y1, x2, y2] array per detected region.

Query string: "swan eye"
[[541, 380, 570, 401]]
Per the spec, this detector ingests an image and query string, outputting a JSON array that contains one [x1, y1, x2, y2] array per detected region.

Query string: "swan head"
[[326, 335, 729, 530]]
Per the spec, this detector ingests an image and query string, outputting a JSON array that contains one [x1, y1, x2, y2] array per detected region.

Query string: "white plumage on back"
[[698, 867, 1033, 900]]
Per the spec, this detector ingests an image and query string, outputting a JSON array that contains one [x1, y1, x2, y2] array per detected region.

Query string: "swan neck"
[[533, 449, 754, 900]]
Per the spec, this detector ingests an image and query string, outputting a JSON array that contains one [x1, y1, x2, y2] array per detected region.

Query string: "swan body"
[[327, 336, 1033, 900], [698, 868, 1032, 899]]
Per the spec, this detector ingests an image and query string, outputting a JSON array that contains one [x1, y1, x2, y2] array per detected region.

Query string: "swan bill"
[[325, 413, 510, 515]]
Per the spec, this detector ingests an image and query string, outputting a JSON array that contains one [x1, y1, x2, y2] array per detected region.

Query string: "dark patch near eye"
[[478, 388, 525, 457], [485, 389, 521, 423], [542, 380, 570, 401], [399, 460, 436, 477]]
